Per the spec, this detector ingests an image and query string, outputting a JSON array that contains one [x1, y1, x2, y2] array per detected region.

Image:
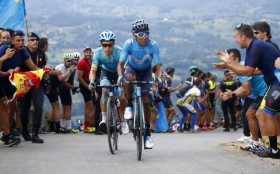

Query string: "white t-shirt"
[[177, 85, 201, 107], [184, 86, 201, 98]]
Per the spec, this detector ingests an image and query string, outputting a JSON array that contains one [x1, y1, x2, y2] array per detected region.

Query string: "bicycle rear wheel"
[[107, 97, 118, 154]]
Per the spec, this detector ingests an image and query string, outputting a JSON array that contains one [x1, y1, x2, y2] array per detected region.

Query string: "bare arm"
[[117, 62, 125, 76], [77, 69, 89, 89], [223, 81, 252, 101], [216, 51, 261, 76], [225, 61, 261, 76], [89, 66, 97, 82], [24, 58, 39, 71], [0, 48, 15, 70], [233, 82, 251, 97], [0, 71, 10, 77], [57, 67, 74, 82], [275, 57, 280, 69]]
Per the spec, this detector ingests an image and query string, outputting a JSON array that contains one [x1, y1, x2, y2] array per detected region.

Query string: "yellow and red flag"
[[8, 69, 47, 100]]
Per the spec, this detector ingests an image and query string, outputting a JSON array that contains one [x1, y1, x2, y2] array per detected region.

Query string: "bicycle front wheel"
[[107, 97, 118, 154], [135, 97, 145, 161]]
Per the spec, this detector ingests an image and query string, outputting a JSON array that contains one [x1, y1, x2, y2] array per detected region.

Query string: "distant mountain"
[[26, 0, 280, 78]]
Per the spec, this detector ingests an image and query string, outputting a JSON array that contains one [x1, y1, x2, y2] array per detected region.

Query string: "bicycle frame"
[[132, 85, 146, 131]]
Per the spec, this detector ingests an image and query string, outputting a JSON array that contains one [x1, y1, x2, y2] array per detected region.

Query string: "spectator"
[[19, 32, 46, 144], [0, 29, 11, 46], [252, 21, 279, 50], [219, 70, 240, 132], [0, 30, 38, 146], [77, 48, 96, 134], [162, 67, 178, 132], [55, 52, 77, 133]]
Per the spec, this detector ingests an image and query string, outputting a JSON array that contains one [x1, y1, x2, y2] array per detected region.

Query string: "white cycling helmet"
[[63, 52, 71, 60], [99, 30, 116, 42], [72, 52, 81, 59]]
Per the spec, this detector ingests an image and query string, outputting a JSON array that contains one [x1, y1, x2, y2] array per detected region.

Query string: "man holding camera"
[[55, 52, 79, 133]]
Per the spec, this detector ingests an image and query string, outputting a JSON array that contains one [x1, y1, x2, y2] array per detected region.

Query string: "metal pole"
[[23, 0, 29, 34]]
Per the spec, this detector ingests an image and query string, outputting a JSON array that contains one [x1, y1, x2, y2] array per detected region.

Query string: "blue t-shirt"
[[120, 38, 161, 71], [245, 39, 280, 85], [92, 46, 122, 73], [238, 75, 267, 97], [0, 45, 30, 71]]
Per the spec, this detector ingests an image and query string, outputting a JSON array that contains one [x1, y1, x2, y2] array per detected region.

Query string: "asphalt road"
[[0, 129, 279, 174]]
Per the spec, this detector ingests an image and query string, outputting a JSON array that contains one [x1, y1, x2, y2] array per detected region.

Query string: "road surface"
[[0, 129, 279, 174]]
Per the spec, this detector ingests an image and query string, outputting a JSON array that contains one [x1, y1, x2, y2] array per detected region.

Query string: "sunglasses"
[[28, 38, 38, 42], [102, 43, 113, 48], [135, 32, 149, 38]]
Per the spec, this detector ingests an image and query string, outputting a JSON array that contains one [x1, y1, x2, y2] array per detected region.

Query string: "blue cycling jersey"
[[92, 46, 122, 73], [120, 38, 161, 71]]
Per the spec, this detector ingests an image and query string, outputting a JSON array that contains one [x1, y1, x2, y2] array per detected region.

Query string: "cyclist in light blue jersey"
[[89, 31, 128, 134], [117, 19, 162, 149]]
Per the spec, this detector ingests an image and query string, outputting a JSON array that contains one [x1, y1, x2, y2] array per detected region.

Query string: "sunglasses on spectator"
[[135, 32, 149, 38], [28, 38, 38, 42]]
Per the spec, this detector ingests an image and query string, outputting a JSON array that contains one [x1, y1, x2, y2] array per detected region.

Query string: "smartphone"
[[8, 44, 14, 49]]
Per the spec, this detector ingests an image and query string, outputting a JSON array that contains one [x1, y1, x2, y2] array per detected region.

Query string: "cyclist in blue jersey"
[[117, 19, 162, 149], [89, 31, 129, 134]]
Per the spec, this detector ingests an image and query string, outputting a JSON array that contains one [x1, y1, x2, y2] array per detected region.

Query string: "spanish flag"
[[9, 69, 46, 101]]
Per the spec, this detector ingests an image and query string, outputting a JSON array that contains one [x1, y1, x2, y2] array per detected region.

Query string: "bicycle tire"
[[107, 97, 118, 154], [135, 97, 144, 161]]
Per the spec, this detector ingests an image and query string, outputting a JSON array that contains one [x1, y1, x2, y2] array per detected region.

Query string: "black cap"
[[28, 32, 39, 40], [166, 67, 175, 75], [252, 21, 271, 37], [13, 30, 25, 37]]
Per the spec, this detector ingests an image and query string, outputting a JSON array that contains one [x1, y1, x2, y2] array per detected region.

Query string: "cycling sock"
[[101, 112, 107, 122], [60, 119, 66, 129]]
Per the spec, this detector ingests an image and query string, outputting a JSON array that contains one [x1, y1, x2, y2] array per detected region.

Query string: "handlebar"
[[127, 81, 153, 85], [97, 84, 119, 88]]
